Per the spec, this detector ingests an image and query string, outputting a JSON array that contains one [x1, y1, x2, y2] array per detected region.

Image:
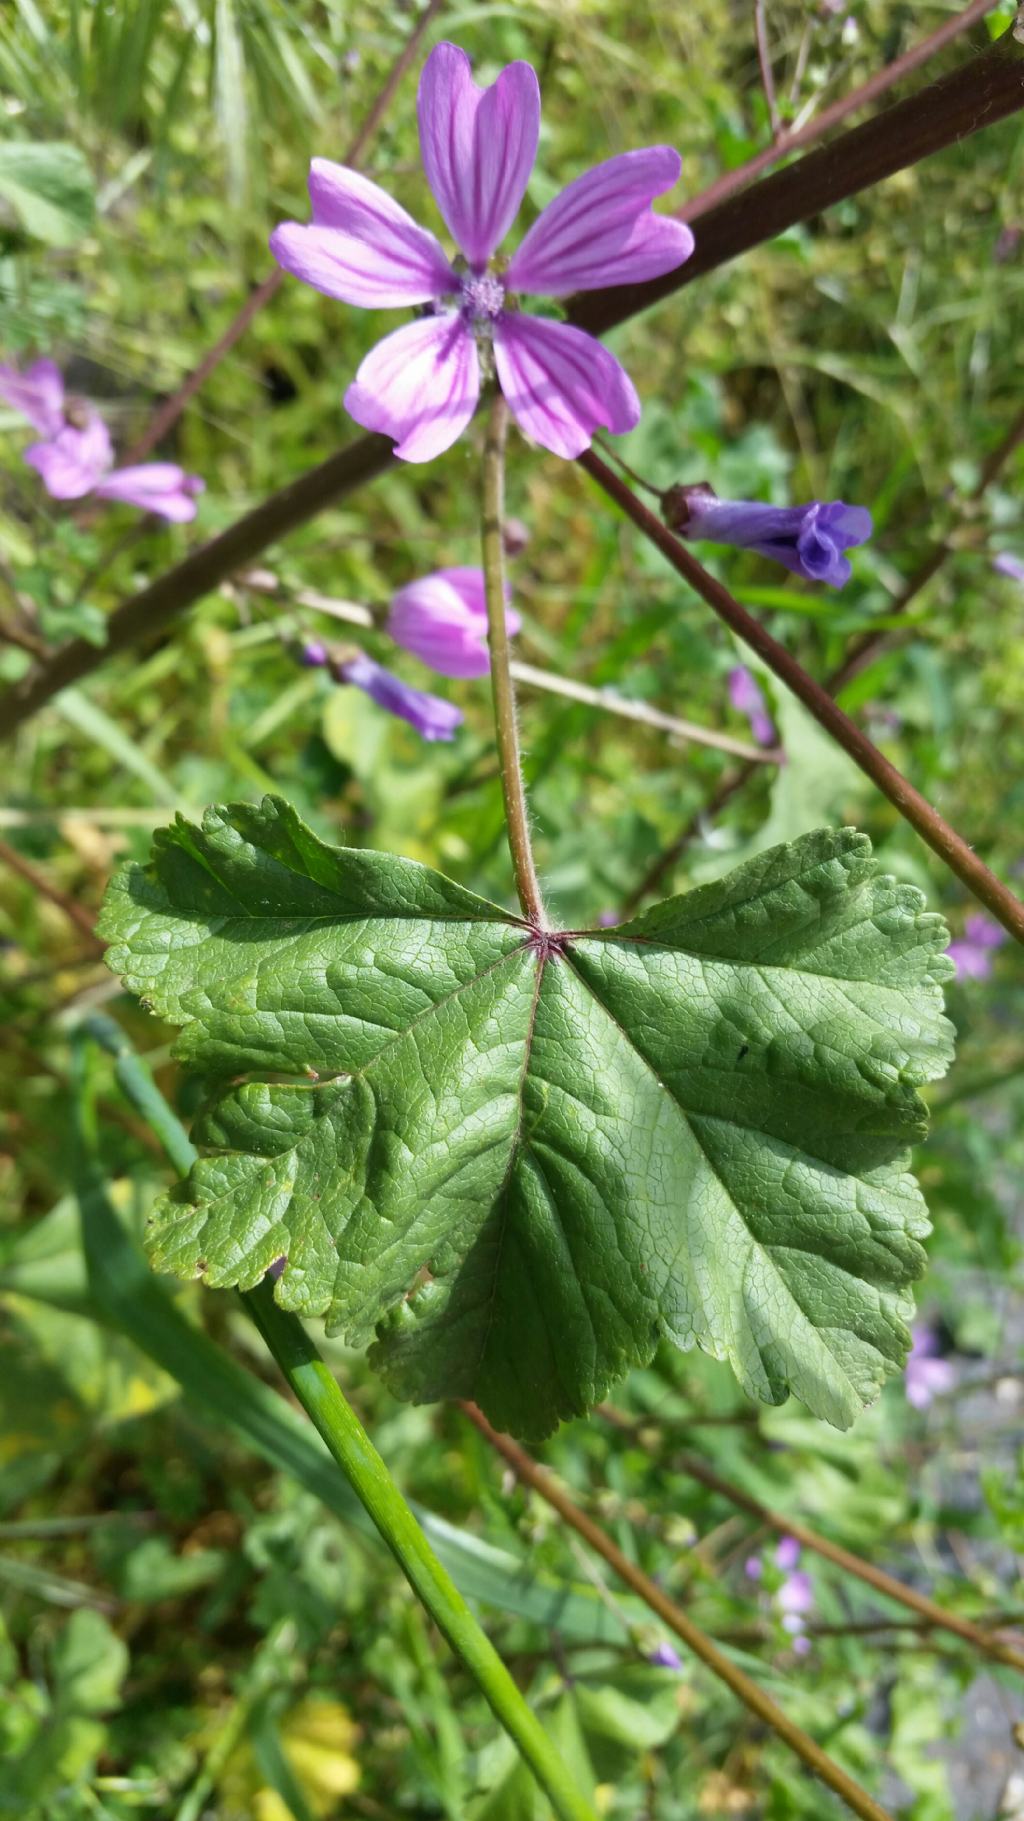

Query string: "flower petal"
[[94, 463, 204, 521], [344, 313, 480, 463], [341, 652, 463, 741], [387, 567, 519, 678], [24, 415, 113, 500], [0, 358, 65, 437], [270, 160, 456, 308], [438, 565, 521, 637], [506, 148, 693, 296], [493, 314, 639, 459], [418, 43, 540, 268]]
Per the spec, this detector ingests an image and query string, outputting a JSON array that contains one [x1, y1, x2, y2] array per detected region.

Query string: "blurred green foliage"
[[2, 0, 1024, 1815]]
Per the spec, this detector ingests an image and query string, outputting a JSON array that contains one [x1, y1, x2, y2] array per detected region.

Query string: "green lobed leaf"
[[99, 796, 954, 1440]]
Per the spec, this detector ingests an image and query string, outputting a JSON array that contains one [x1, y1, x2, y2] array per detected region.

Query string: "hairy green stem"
[[78, 1013, 595, 1819], [244, 1281, 597, 1821], [481, 392, 547, 927]]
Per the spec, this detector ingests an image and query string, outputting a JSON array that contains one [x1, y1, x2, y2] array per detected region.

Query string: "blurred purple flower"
[[778, 1569, 813, 1635], [994, 553, 1024, 585], [0, 359, 203, 521], [947, 913, 1007, 981], [0, 357, 65, 436], [744, 1555, 763, 1581], [339, 652, 462, 741], [270, 42, 694, 462], [388, 566, 520, 679], [775, 1536, 801, 1574], [668, 484, 871, 587], [299, 639, 330, 668], [905, 1323, 955, 1411], [647, 1641, 684, 1671], [728, 666, 777, 747]]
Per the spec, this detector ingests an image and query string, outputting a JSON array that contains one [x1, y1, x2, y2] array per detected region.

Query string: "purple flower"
[[728, 666, 777, 747], [994, 553, 1024, 585], [777, 1569, 813, 1635], [339, 652, 463, 741], [775, 1536, 801, 1574], [0, 359, 204, 521], [299, 639, 330, 668], [906, 1323, 955, 1411], [0, 358, 65, 437], [647, 1641, 684, 1671], [947, 913, 1007, 981], [270, 42, 694, 462], [387, 566, 520, 679], [668, 484, 872, 588], [744, 1555, 763, 1581]]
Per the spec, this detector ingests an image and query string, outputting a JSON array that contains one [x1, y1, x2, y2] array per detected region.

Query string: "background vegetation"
[[1, 1, 1024, 1815]]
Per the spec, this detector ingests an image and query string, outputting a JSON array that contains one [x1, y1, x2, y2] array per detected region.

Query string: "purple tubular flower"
[[728, 666, 777, 748], [677, 486, 872, 588], [744, 1556, 763, 1581], [947, 912, 1007, 981], [387, 566, 520, 679], [994, 553, 1024, 585], [0, 358, 66, 437], [905, 1322, 955, 1410], [340, 652, 463, 741], [647, 1642, 684, 1671], [270, 42, 694, 462], [299, 639, 330, 668]]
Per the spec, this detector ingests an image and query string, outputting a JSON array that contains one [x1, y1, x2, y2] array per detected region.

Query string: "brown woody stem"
[[672, 1447, 1024, 1674], [460, 1401, 896, 1821], [580, 448, 1024, 944]]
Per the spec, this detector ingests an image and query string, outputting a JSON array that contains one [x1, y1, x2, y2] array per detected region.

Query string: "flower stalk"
[[245, 1281, 598, 1821], [481, 391, 547, 927]]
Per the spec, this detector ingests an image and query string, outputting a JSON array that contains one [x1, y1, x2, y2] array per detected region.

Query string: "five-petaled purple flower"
[[388, 566, 520, 678], [905, 1322, 955, 1411], [666, 483, 871, 587], [339, 651, 463, 741], [270, 42, 694, 462], [728, 665, 777, 748], [0, 358, 204, 522], [947, 913, 1006, 981]]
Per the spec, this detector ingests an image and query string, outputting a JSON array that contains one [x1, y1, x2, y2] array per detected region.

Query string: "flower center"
[[459, 273, 505, 323]]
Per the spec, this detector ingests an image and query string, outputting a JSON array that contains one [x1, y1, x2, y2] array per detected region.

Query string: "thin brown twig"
[[0, 837, 104, 952], [678, 0, 999, 223], [123, 0, 447, 464], [672, 1449, 1024, 1675], [580, 449, 1024, 943], [622, 397, 1024, 911], [459, 1401, 895, 1821], [753, 0, 784, 142]]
